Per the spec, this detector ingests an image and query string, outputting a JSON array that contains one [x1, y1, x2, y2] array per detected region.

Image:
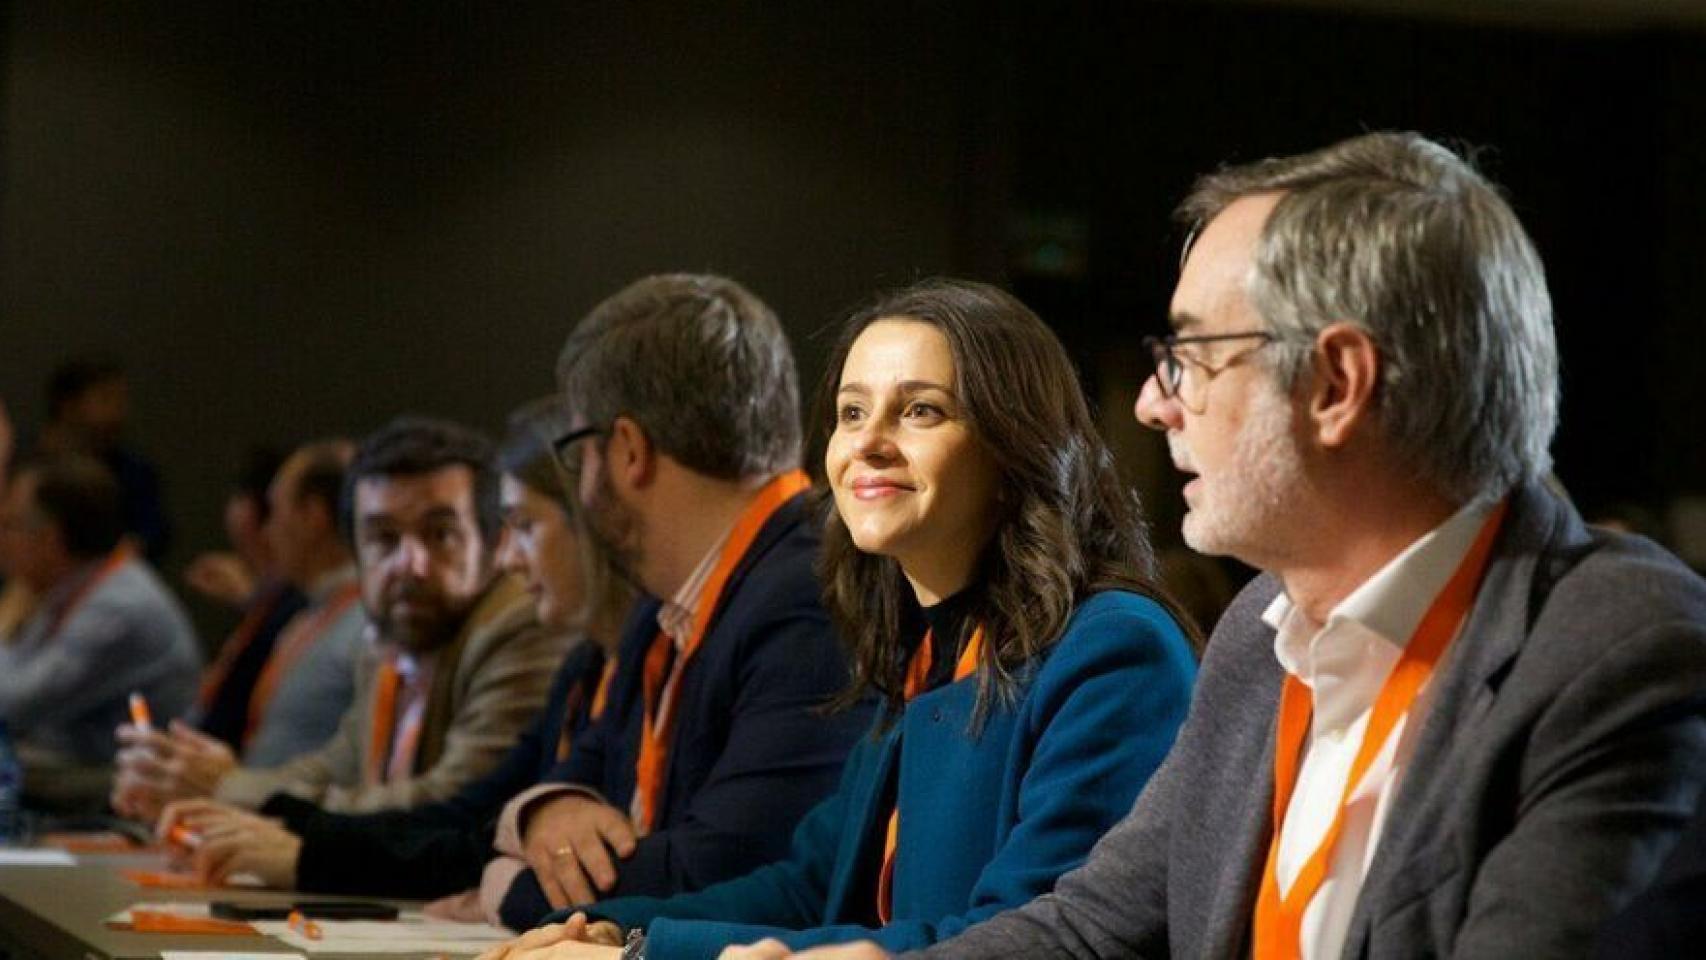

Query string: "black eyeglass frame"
[[1141, 331, 1279, 410], [551, 424, 605, 476]]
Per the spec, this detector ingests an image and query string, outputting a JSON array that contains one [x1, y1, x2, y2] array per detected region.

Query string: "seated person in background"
[[157, 397, 635, 902], [746, 132, 1706, 960], [179, 446, 310, 755], [120, 416, 570, 817], [0, 397, 31, 642], [114, 440, 363, 818], [484, 274, 875, 931], [36, 356, 171, 563], [0, 454, 199, 778], [480, 279, 1199, 960]]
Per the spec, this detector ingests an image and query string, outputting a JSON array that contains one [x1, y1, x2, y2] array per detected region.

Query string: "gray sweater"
[[0, 557, 200, 763]]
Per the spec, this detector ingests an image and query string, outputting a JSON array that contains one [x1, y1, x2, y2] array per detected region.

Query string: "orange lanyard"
[[557, 657, 619, 763], [197, 586, 280, 711], [245, 583, 362, 745], [43, 544, 131, 639], [364, 654, 428, 785], [1252, 501, 1508, 960], [876, 624, 984, 924], [630, 470, 810, 834]]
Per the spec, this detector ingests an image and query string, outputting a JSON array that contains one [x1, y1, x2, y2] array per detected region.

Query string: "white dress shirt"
[[1263, 500, 1494, 960]]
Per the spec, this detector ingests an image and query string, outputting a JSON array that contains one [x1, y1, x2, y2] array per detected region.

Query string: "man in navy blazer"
[[488, 274, 873, 930], [770, 135, 1706, 960]]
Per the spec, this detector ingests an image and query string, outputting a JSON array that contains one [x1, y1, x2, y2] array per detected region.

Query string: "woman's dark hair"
[[497, 396, 574, 503], [817, 278, 1194, 725]]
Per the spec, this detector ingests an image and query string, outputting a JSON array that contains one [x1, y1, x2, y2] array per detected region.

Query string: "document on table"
[[253, 914, 513, 955], [161, 954, 305, 960], [106, 901, 215, 923], [0, 848, 77, 865]]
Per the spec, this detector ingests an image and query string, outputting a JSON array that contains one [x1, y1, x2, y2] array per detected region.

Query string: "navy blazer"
[[500, 491, 875, 928], [576, 591, 1197, 959], [270, 640, 607, 898]]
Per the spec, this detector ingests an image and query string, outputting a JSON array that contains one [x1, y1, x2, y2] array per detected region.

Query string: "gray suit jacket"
[[914, 483, 1706, 959]]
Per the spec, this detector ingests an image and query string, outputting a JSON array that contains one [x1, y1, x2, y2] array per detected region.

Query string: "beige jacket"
[[216, 574, 570, 813]]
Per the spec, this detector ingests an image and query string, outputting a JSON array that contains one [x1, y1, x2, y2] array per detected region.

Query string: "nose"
[[395, 536, 433, 578], [495, 529, 522, 574], [1134, 374, 1183, 432], [851, 417, 901, 464]]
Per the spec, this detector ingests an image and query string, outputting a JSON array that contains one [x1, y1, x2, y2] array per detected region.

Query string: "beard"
[[583, 467, 646, 591], [1177, 380, 1305, 562], [374, 578, 475, 654]]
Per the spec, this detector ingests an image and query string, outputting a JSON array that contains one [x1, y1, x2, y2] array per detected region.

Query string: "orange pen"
[[128, 692, 154, 733], [288, 909, 324, 940], [167, 824, 203, 850]]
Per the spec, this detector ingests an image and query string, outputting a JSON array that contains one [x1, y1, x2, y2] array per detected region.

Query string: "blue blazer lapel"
[[822, 719, 903, 920]]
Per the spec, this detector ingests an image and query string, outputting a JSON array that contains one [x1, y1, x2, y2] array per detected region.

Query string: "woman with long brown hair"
[[481, 278, 1195, 960]]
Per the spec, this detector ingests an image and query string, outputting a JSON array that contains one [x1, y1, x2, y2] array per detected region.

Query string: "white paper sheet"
[[252, 913, 512, 955], [161, 953, 305, 960], [0, 848, 77, 865], [105, 901, 214, 924]]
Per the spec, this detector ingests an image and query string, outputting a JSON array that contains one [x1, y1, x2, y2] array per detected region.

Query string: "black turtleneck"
[[918, 586, 979, 693]]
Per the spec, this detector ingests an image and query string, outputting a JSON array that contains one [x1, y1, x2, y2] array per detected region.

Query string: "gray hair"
[[556, 274, 803, 480], [1178, 132, 1558, 505]]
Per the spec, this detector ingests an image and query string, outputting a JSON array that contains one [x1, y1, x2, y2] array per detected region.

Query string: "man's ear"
[[1305, 323, 1380, 450], [605, 416, 657, 491]]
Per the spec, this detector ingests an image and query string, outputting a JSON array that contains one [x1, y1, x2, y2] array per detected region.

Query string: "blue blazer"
[[578, 590, 1197, 959], [500, 491, 875, 928]]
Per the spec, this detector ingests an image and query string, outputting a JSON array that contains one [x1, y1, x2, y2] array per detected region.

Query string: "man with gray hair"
[[733, 134, 1706, 960]]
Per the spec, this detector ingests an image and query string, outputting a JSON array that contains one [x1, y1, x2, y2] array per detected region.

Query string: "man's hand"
[[521, 794, 638, 908], [112, 720, 238, 821], [475, 913, 623, 960], [184, 551, 257, 608], [157, 798, 301, 888], [722, 944, 892, 960]]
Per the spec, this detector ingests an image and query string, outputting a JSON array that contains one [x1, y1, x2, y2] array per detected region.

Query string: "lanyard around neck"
[[629, 469, 811, 833], [1252, 500, 1508, 960], [877, 622, 985, 924]]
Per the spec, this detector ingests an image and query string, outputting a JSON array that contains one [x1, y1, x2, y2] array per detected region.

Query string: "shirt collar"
[[655, 527, 733, 650], [1264, 499, 1494, 731]]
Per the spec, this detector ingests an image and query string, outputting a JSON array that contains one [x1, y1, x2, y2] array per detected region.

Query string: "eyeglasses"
[[551, 425, 604, 479], [1142, 331, 1279, 413]]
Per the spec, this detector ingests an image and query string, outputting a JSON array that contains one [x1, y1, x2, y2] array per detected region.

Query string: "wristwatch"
[[620, 928, 647, 960]]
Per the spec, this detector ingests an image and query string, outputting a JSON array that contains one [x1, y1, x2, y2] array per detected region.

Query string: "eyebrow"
[[1167, 311, 1202, 334], [360, 505, 465, 528], [837, 379, 955, 396]]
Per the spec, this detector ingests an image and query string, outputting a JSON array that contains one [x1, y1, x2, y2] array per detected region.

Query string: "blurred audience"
[[35, 357, 171, 563], [112, 440, 367, 820], [116, 417, 570, 819], [179, 447, 311, 754], [156, 397, 637, 907], [0, 452, 199, 804]]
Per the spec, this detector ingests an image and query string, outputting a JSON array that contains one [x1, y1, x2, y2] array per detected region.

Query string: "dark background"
[[4, 1, 1705, 628]]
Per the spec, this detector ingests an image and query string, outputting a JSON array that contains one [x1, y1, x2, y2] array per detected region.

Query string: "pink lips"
[[850, 476, 913, 501]]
